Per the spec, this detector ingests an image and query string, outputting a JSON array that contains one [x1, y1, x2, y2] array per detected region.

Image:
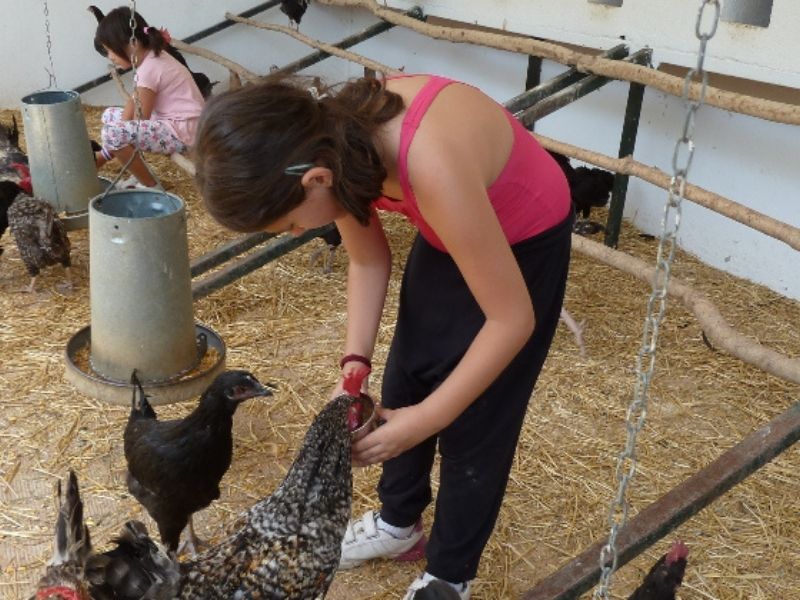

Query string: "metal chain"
[[42, 0, 58, 88], [103, 0, 162, 192], [593, 2, 720, 598]]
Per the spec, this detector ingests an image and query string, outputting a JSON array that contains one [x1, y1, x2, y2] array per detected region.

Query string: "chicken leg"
[[178, 516, 208, 558]]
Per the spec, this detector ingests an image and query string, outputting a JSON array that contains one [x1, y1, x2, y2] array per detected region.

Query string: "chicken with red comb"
[[343, 367, 373, 433], [627, 540, 689, 600]]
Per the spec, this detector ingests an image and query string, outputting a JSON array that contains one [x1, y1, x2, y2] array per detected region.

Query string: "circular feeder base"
[[65, 323, 226, 406]]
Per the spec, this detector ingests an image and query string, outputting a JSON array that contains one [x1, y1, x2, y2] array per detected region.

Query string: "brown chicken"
[[6, 167, 72, 293], [178, 393, 357, 598], [124, 370, 272, 555], [627, 541, 689, 600], [32, 470, 180, 600]]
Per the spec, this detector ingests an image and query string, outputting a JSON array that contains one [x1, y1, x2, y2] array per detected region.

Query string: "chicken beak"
[[230, 382, 275, 403]]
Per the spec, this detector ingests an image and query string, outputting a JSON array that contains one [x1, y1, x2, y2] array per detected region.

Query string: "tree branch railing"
[[317, 0, 800, 126]]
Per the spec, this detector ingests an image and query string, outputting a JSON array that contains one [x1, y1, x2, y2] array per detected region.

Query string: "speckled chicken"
[[6, 167, 72, 293], [178, 394, 354, 599], [32, 470, 180, 600], [124, 370, 272, 555], [627, 541, 689, 600]]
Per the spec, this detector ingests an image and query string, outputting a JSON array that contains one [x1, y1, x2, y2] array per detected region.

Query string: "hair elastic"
[[340, 354, 372, 371]]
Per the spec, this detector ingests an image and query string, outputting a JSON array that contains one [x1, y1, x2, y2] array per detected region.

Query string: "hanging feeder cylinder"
[[89, 189, 199, 384], [21, 90, 101, 219]]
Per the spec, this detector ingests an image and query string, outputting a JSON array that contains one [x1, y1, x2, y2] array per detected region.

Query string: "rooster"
[[178, 392, 358, 598], [87, 5, 217, 99], [627, 541, 689, 600], [124, 370, 273, 555], [280, 0, 311, 27], [33, 470, 180, 600], [6, 164, 71, 293]]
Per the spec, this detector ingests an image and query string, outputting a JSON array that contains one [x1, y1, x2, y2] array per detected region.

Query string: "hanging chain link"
[[593, 2, 720, 598], [42, 0, 58, 88], [129, 0, 143, 121]]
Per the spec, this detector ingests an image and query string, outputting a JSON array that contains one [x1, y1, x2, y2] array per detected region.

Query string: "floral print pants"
[[100, 107, 188, 155]]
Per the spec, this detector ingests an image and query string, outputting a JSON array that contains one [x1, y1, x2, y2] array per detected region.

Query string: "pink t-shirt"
[[134, 50, 205, 146], [373, 76, 571, 252]]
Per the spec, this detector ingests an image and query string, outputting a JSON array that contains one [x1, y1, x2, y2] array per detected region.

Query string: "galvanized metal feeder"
[[65, 188, 226, 405], [21, 89, 103, 231]]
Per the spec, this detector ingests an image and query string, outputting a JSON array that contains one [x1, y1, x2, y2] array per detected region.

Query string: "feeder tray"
[[64, 322, 226, 406]]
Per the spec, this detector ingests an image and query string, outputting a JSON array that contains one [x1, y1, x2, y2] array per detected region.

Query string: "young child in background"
[[193, 74, 573, 599], [92, 6, 204, 187]]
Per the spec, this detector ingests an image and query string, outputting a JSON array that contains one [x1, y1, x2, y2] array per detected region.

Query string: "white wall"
[[1, 1, 798, 299]]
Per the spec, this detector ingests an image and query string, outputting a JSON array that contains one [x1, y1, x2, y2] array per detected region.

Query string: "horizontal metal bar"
[[191, 224, 334, 299], [183, 1, 282, 45], [522, 400, 800, 600], [190, 232, 274, 278], [275, 6, 426, 76], [504, 44, 629, 115], [74, 1, 281, 94], [517, 47, 650, 127]]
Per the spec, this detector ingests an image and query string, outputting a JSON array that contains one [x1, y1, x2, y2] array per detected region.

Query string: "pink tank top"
[[373, 76, 571, 252]]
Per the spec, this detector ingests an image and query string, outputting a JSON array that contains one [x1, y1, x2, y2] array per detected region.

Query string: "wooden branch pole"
[[224, 12, 403, 76], [170, 39, 261, 83], [317, 0, 800, 126], [572, 235, 800, 385], [535, 135, 800, 253]]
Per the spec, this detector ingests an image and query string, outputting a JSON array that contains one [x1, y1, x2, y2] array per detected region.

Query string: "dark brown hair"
[[193, 75, 405, 232], [94, 6, 167, 61]]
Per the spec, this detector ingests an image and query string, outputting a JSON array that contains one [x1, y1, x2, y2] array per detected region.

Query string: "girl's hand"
[[351, 404, 435, 467]]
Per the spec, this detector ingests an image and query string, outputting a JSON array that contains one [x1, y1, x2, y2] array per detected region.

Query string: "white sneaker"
[[403, 572, 472, 600], [117, 175, 140, 189], [339, 510, 425, 569]]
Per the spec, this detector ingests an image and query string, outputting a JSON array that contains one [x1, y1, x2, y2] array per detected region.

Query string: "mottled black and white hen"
[[6, 166, 72, 293], [178, 394, 354, 599]]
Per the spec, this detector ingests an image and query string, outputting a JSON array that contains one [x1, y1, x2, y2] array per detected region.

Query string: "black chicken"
[[548, 150, 614, 234], [627, 541, 689, 600], [124, 370, 272, 555], [33, 470, 180, 600], [280, 0, 311, 26], [88, 5, 216, 99], [178, 393, 354, 598]]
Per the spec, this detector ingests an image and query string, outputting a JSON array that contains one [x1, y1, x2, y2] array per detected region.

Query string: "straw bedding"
[[0, 106, 798, 599]]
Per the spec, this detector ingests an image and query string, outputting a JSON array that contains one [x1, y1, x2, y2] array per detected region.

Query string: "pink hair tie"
[[142, 26, 151, 34]]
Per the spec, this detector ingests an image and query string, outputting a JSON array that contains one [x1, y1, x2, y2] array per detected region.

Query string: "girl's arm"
[[333, 208, 392, 390], [121, 87, 156, 121]]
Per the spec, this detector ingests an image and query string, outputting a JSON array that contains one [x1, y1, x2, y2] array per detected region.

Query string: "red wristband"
[[340, 354, 372, 370]]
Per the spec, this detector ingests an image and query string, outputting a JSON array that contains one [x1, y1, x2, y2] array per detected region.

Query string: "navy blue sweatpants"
[[377, 212, 573, 583]]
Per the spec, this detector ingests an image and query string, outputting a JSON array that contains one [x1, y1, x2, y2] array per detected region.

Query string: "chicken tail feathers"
[[51, 470, 92, 567], [130, 369, 157, 419]]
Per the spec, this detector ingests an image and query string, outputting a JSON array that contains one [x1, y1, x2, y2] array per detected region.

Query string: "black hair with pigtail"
[[93, 6, 167, 61], [194, 75, 405, 232]]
